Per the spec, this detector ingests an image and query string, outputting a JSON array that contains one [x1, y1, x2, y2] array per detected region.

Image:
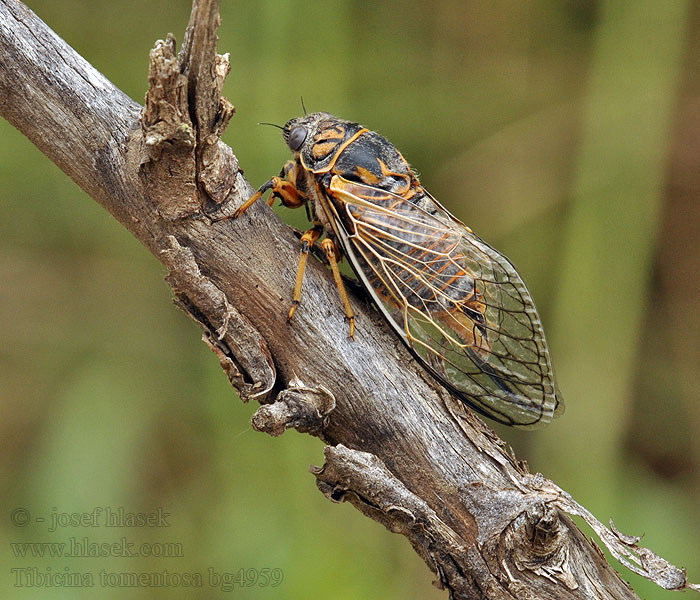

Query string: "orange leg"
[[321, 238, 355, 339], [288, 226, 323, 322], [213, 161, 304, 221]]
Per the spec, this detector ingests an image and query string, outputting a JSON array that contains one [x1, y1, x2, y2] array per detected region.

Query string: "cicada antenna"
[[300, 97, 308, 116], [258, 122, 284, 130]]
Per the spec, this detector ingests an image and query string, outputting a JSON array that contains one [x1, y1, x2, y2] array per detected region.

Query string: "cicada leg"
[[320, 238, 355, 340], [215, 161, 305, 221], [288, 225, 323, 321]]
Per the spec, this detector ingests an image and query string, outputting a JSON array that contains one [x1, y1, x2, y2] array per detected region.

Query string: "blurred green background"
[[1, 0, 699, 598]]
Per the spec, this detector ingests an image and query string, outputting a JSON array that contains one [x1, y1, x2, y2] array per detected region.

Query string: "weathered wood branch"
[[1, 0, 697, 597]]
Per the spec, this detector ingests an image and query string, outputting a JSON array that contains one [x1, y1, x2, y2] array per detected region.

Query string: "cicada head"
[[282, 112, 333, 154]]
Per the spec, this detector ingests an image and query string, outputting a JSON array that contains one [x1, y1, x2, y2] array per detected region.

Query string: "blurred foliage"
[[1, 1, 699, 598]]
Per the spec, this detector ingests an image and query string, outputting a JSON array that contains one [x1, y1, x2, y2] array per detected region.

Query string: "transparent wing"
[[328, 176, 563, 428]]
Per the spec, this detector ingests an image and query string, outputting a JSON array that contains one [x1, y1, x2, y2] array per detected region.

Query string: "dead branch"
[[1, 0, 697, 598]]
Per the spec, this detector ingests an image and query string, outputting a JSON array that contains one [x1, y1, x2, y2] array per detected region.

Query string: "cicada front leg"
[[216, 161, 305, 221]]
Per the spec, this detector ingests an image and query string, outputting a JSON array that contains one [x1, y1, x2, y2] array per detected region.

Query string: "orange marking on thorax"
[[305, 128, 369, 174], [376, 159, 410, 195], [315, 125, 345, 141], [312, 141, 340, 160], [354, 166, 381, 185]]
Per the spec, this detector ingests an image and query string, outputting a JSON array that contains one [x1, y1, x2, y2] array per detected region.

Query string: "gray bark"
[[1, 0, 696, 597]]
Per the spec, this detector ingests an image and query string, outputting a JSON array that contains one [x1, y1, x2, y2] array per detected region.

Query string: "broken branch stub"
[[139, 7, 267, 398], [141, 34, 198, 219], [141, 8, 237, 218], [251, 377, 336, 436]]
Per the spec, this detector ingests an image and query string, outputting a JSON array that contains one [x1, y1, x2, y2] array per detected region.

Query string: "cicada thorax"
[[302, 118, 415, 194]]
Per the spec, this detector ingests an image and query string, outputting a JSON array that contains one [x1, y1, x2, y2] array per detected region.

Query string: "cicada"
[[224, 112, 563, 428]]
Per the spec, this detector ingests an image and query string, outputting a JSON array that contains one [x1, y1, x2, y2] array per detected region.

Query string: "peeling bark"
[[0, 0, 697, 597]]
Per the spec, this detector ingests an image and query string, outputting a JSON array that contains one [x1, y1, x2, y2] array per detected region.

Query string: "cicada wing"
[[327, 176, 563, 428]]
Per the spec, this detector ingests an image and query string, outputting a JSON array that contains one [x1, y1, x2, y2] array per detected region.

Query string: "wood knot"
[[506, 502, 578, 590], [251, 377, 335, 437]]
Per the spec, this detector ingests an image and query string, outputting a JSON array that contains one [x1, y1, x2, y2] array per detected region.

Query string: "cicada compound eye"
[[287, 125, 308, 152]]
